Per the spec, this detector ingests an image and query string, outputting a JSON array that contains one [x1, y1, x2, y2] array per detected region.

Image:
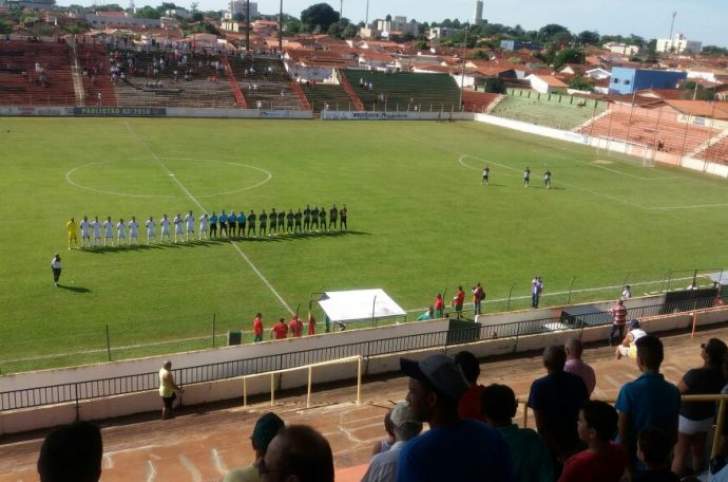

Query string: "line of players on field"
[[66, 204, 348, 248], [482, 166, 552, 189]]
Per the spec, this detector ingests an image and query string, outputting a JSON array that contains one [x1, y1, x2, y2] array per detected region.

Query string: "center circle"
[[65, 158, 272, 198]]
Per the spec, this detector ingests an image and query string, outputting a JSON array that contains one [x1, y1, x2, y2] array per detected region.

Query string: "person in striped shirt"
[[609, 299, 628, 346]]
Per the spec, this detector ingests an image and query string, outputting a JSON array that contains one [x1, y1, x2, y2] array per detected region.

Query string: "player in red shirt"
[[252, 313, 264, 342], [289, 315, 303, 337], [271, 318, 288, 340], [307, 312, 316, 335], [434, 293, 444, 318], [453, 286, 465, 319]]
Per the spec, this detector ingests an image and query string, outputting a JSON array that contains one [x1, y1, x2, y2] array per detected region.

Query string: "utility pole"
[[278, 0, 283, 53], [339, 0, 343, 19], [245, 0, 250, 53], [458, 27, 468, 109], [365, 0, 369, 25], [668, 11, 677, 53]]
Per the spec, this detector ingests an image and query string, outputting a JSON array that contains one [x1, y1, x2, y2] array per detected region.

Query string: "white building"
[[656, 34, 702, 54], [474, 0, 483, 25], [427, 26, 454, 40], [603, 42, 640, 56], [224, 0, 258, 20], [374, 16, 418, 38], [526, 74, 568, 94]]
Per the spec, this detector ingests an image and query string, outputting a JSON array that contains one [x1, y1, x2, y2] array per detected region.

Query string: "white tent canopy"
[[318, 289, 407, 323]]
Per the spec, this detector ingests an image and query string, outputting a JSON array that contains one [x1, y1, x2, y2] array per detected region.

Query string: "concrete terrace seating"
[[302, 83, 353, 112], [693, 133, 728, 164], [77, 44, 117, 107], [242, 79, 301, 110], [109, 50, 237, 108], [230, 55, 289, 82], [0, 40, 76, 106], [490, 93, 606, 130], [580, 107, 718, 157], [343, 70, 460, 112]]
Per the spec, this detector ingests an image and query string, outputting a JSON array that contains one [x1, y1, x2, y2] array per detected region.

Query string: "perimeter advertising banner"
[[72, 107, 167, 117]]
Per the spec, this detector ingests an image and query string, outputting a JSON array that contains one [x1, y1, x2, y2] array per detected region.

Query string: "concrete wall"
[[321, 111, 475, 121], [2, 306, 726, 435], [0, 106, 313, 119]]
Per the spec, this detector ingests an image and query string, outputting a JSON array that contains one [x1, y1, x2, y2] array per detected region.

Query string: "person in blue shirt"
[[219, 210, 228, 238], [398, 354, 513, 482], [209, 211, 218, 239], [616, 335, 680, 478], [237, 211, 246, 238]]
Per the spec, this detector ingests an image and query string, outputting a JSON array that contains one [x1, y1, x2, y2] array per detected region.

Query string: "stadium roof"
[[664, 100, 728, 120]]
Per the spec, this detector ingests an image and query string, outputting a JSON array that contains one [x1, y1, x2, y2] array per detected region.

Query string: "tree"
[[0, 19, 11, 35], [135, 6, 161, 19], [538, 23, 570, 42], [300, 3, 339, 32], [385, 14, 391, 21], [342, 24, 357, 38], [702, 45, 728, 56], [94, 3, 124, 11], [553, 47, 585, 69], [577, 30, 600, 45], [284, 18, 302, 34], [568, 76, 594, 91]]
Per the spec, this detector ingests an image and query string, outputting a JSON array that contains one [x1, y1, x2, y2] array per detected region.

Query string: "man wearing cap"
[[398, 354, 513, 482], [224, 412, 284, 482], [361, 402, 422, 482]]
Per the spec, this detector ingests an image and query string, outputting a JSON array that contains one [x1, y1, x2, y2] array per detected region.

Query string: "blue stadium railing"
[[0, 296, 718, 412]]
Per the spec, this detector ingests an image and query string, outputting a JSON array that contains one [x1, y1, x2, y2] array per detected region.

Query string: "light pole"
[[458, 27, 469, 109], [245, 0, 250, 53], [278, 0, 283, 53]]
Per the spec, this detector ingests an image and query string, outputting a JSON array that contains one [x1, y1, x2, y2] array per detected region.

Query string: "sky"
[[59, 0, 728, 47]]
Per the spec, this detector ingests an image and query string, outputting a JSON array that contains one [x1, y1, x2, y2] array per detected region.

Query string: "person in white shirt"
[[91, 216, 101, 247], [80, 216, 91, 248], [173, 214, 183, 243], [50, 253, 62, 287], [160, 214, 171, 242], [199, 213, 209, 240], [361, 401, 422, 482], [184, 210, 195, 242], [621, 285, 632, 300], [103, 216, 114, 247], [145, 216, 156, 244], [128, 217, 139, 245], [616, 319, 647, 360], [116, 218, 127, 245]]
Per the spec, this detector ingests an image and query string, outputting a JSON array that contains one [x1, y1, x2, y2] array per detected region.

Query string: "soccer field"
[[2, 117, 728, 374]]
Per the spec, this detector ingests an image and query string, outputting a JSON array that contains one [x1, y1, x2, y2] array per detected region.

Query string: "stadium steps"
[[222, 55, 248, 108], [301, 83, 353, 112], [77, 43, 118, 107], [289, 80, 311, 110], [573, 106, 612, 132], [689, 128, 728, 160], [491, 94, 606, 130], [337, 69, 364, 111], [461, 90, 502, 113], [68, 40, 86, 105], [343, 70, 460, 112]]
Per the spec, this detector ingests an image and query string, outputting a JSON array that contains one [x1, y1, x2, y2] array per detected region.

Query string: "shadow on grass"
[[58, 284, 91, 293], [79, 231, 369, 252]]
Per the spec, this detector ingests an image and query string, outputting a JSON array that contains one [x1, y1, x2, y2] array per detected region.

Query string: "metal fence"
[[0, 295, 717, 413]]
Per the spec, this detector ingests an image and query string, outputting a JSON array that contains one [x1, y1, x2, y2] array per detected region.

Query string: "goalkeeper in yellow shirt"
[[66, 217, 78, 250]]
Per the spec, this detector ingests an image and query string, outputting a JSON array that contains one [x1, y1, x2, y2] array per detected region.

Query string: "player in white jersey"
[[91, 216, 101, 247], [103, 216, 114, 246], [199, 213, 209, 240], [173, 214, 184, 243], [128, 216, 139, 245], [184, 210, 195, 242], [160, 214, 171, 242], [145, 216, 156, 244], [80, 216, 91, 248], [116, 218, 127, 245]]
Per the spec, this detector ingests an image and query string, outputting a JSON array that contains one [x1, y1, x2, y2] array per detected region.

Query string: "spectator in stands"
[[259, 425, 334, 482], [558, 401, 627, 482], [609, 299, 628, 346], [371, 409, 395, 456], [416, 306, 435, 321], [616, 335, 680, 477], [361, 401, 422, 482], [224, 412, 284, 482], [621, 285, 632, 300], [564, 338, 596, 396], [531, 275, 541, 308], [472, 282, 486, 316], [159, 360, 183, 419], [528, 345, 589, 465], [454, 351, 486, 422], [635, 428, 680, 482], [434, 293, 444, 318], [481, 383, 554, 482], [672, 338, 727, 476], [398, 354, 513, 482], [615, 319, 647, 360], [453, 286, 465, 319], [37, 421, 103, 482]]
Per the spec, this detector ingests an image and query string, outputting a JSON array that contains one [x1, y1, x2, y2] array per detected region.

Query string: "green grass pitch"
[[2, 117, 728, 374]]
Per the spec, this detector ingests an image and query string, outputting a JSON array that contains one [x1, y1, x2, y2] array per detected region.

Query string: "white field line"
[[178, 454, 203, 482], [123, 121, 293, 315], [65, 160, 173, 198], [145, 460, 157, 482], [211, 449, 228, 475]]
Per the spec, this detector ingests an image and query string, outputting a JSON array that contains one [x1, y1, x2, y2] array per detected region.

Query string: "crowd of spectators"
[[34, 336, 728, 482]]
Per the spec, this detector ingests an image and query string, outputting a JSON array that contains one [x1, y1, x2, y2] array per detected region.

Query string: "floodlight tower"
[[278, 0, 283, 52], [365, 0, 370, 25], [339, 0, 343, 19], [246, 0, 251, 52], [668, 11, 677, 53]]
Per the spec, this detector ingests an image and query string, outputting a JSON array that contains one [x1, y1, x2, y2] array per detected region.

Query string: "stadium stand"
[[491, 90, 607, 129], [77, 44, 117, 107], [109, 49, 238, 108], [462, 90, 502, 113], [0, 40, 76, 105], [343, 70, 461, 112], [301, 83, 353, 112], [696, 133, 728, 164], [580, 103, 719, 158], [230, 55, 303, 110]]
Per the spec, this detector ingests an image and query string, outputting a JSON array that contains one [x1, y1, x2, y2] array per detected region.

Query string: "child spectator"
[[634, 428, 680, 482]]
